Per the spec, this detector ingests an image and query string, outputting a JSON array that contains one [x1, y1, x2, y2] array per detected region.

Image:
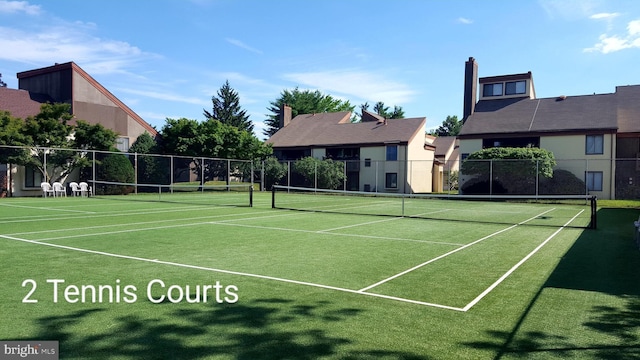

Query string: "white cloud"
[[225, 38, 263, 54], [283, 69, 415, 105], [539, 0, 601, 20], [590, 12, 620, 20], [0, 24, 157, 70], [0, 0, 40, 15], [457, 17, 473, 24], [585, 19, 640, 53]]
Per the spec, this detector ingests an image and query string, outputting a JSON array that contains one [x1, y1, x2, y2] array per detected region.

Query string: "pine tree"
[[204, 80, 253, 133]]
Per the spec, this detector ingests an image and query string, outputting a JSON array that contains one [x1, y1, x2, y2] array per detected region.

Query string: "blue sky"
[[1, 0, 640, 139]]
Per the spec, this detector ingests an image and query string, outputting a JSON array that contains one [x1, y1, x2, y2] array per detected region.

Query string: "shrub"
[[96, 152, 135, 195]]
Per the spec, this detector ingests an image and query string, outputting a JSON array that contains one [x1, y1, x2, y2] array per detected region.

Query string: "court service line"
[[317, 209, 453, 233], [0, 234, 464, 312], [0, 202, 96, 214], [357, 208, 557, 293], [208, 221, 464, 246], [0, 203, 219, 224], [462, 209, 585, 312], [5, 210, 277, 236]]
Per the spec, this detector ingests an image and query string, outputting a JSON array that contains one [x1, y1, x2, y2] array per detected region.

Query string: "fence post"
[[134, 152, 138, 195], [92, 150, 96, 192], [287, 161, 291, 191], [343, 161, 347, 191], [489, 159, 493, 197], [375, 161, 379, 193], [314, 161, 318, 190], [170, 155, 174, 194], [536, 160, 540, 198], [227, 159, 231, 189]]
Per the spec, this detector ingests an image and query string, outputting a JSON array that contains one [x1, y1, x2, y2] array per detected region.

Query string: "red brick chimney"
[[463, 57, 478, 122], [279, 104, 292, 128]]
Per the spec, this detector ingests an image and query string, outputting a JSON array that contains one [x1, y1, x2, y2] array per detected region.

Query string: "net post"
[[271, 186, 276, 208], [590, 196, 597, 229], [249, 185, 254, 207]]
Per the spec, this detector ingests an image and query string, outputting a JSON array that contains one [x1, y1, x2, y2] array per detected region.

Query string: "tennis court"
[[0, 186, 594, 311]]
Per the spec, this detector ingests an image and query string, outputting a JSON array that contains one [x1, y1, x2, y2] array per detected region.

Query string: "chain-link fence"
[[0, 145, 254, 196], [2, 144, 639, 199]]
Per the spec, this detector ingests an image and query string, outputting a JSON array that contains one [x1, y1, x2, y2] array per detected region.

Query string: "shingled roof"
[[460, 84, 640, 138], [266, 111, 426, 148], [0, 87, 47, 119]]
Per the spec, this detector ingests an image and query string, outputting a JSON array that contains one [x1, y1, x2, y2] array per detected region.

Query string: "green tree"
[[160, 118, 272, 186], [0, 103, 118, 183], [129, 132, 169, 186], [0, 111, 30, 165], [293, 157, 345, 190], [357, 101, 404, 122], [204, 80, 253, 133], [263, 88, 355, 137], [461, 147, 556, 194], [95, 152, 135, 195], [263, 156, 287, 190], [434, 115, 462, 136]]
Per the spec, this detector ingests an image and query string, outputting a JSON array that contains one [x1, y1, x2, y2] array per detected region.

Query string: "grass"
[[0, 192, 638, 359]]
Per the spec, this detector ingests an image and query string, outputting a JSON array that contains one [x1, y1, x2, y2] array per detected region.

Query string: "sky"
[[1, 0, 640, 139]]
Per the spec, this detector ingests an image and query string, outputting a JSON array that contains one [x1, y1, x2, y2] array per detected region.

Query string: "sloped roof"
[[0, 87, 46, 119], [267, 111, 426, 148], [459, 92, 619, 137], [17, 62, 157, 136], [432, 136, 455, 156]]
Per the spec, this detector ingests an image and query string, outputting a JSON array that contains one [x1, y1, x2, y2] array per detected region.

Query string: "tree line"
[[0, 79, 462, 193]]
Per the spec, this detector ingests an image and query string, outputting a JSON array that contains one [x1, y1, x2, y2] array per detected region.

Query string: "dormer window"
[[483, 83, 503, 97], [505, 81, 526, 95], [478, 72, 535, 100]]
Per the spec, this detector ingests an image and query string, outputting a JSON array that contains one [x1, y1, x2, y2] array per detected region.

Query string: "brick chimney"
[[279, 104, 292, 128], [463, 56, 478, 122]]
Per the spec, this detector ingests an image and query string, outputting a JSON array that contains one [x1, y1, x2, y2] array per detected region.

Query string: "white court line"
[[357, 208, 557, 292], [317, 209, 453, 233], [5, 210, 276, 236], [461, 209, 585, 312], [209, 221, 464, 246], [0, 234, 464, 311], [0, 202, 96, 214], [0, 204, 217, 224]]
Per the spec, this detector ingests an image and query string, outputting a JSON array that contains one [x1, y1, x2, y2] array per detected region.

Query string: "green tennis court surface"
[[1, 192, 638, 359]]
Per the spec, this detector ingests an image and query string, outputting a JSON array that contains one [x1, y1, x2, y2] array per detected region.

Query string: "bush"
[[96, 152, 135, 195], [539, 169, 586, 195]]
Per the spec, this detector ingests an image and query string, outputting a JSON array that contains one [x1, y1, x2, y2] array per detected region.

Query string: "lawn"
[[0, 192, 638, 359]]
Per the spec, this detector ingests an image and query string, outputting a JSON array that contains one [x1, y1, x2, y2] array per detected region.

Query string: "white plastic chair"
[[40, 182, 54, 198], [69, 182, 81, 197], [52, 182, 66, 197], [79, 182, 92, 197]]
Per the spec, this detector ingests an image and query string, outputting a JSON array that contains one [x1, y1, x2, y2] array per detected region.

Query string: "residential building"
[[0, 62, 157, 197], [432, 136, 459, 192], [458, 57, 640, 199], [267, 106, 434, 193]]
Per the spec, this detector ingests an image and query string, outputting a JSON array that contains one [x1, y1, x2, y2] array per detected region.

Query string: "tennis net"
[[91, 181, 254, 207], [271, 185, 597, 229]]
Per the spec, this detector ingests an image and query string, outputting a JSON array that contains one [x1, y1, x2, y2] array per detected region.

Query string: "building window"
[[385, 173, 398, 188], [483, 83, 503, 97], [364, 158, 371, 167], [586, 135, 604, 155], [116, 137, 130, 152], [25, 166, 43, 188], [505, 81, 526, 95], [386, 145, 398, 161], [586, 171, 603, 191]]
